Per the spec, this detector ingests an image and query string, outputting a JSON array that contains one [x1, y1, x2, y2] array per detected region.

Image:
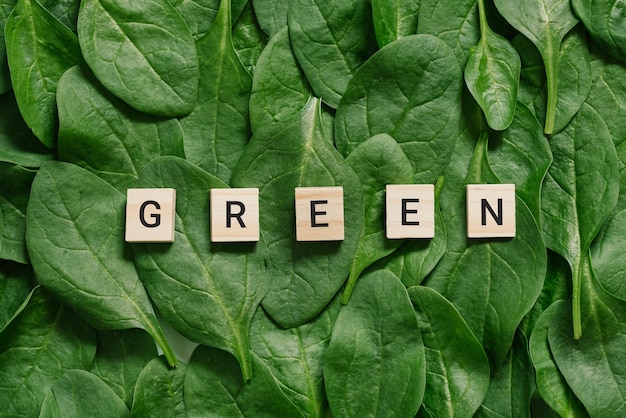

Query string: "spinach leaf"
[[0, 91, 53, 167], [0, 162, 35, 263], [288, 0, 377, 108], [529, 301, 588, 418], [249, 26, 311, 133], [548, 254, 626, 416], [335, 34, 462, 183], [179, 0, 252, 183], [26, 161, 176, 366], [426, 130, 546, 367], [0, 0, 15, 94], [325, 269, 425, 418], [474, 331, 535, 417], [39, 370, 129, 418], [184, 345, 302, 417], [0, 287, 96, 417], [232, 98, 363, 328], [169, 0, 218, 40], [371, 0, 420, 47], [591, 208, 626, 301], [250, 297, 341, 418], [57, 65, 184, 192], [492, 0, 578, 134], [5, 0, 82, 148], [464, 0, 520, 131], [416, 0, 479, 65], [540, 103, 619, 339], [39, 0, 80, 32], [342, 134, 415, 303], [252, 0, 288, 38], [0, 260, 34, 331], [130, 357, 187, 418], [77, 0, 199, 117], [232, 2, 267, 76], [90, 329, 157, 407], [409, 286, 490, 418], [133, 156, 269, 380], [572, 0, 626, 62]]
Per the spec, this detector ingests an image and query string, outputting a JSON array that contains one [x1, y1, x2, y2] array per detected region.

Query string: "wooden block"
[[386, 184, 435, 239], [210, 188, 259, 242], [125, 188, 176, 243], [466, 184, 516, 238], [295, 187, 344, 241]]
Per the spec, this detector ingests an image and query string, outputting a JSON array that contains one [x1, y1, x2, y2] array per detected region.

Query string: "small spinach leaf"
[[39, 370, 129, 418], [232, 2, 267, 76], [179, 0, 252, 183], [324, 269, 425, 418], [464, 0, 520, 131], [409, 286, 490, 418], [371, 0, 420, 47], [0, 0, 16, 94], [288, 0, 377, 108], [133, 156, 270, 380], [26, 161, 176, 366], [252, 0, 288, 38], [572, 0, 626, 62], [39, 0, 80, 32], [0, 162, 35, 263], [130, 357, 187, 418], [232, 98, 363, 328], [335, 34, 462, 184], [5, 0, 82, 148], [0, 287, 96, 417], [0, 260, 34, 331], [591, 208, 626, 301], [78, 0, 199, 117], [492, 0, 578, 134]]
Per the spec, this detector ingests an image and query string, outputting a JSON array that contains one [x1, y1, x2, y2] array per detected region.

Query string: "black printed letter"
[[310, 200, 329, 227], [481, 198, 503, 226], [226, 201, 246, 228], [401, 198, 420, 226], [140, 200, 161, 228]]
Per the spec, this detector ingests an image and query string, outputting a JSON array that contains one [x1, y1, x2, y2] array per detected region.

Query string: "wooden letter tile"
[[466, 184, 516, 238], [386, 184, 435, 239], [210, 188, 259, 242], [125, 188, 176, 243], [295, 187, 344, 241]]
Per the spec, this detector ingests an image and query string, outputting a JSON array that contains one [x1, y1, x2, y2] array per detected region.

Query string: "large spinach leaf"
[[324, 269, 425, 418], [572, 0, 626, 62], [232, 98, 363, 328], [77, 0, 199, 117], [26, 161, 176, 366], [133, 156, 269, 380], [130, 357, 187, 418]]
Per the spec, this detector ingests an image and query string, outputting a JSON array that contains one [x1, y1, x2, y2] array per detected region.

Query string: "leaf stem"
[[544, 55, 559, 135], [151, 325, 178, 368], [477, 0, 489, 39], [572, 258, 583, 339]]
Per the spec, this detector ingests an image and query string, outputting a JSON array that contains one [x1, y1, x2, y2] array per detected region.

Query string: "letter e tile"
[[295, 187, 344, 241]]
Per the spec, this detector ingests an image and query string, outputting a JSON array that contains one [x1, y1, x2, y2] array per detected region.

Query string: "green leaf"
[[184, 345, 302, 417], [0, 0, 16, 94], [0, 260, 34, 331], [25, 161, 176, 366], [0, 162, 35, 263], [474, 331, 535, 417], [529, 301, 588, 418], [130, 357, 187, 418], [0, 91, 53, 167], [5, 0, 82, 148], [232, 2, 268, 76], [371, 0, 420, 47], [232, 98, 363, 328], [39, 370, 129, 418], [335, 34, 463, 183], [39, 0, 80, 32], [492, 0, 579, 134], [409, 286, 490, 418], [90, 329, 157, 407], [0, 287, 96, 417], [548, 253, 626, 417], [324, 269, 425, 418], [77, 0, 199, 117], [133, 156, 269, 380], [179, 0, 252, 183], [541, 103, 619, 339], [57, 65, 185, 192], [169, 0, 218, 40], [342, 134, 415, 303], [416, 0, 479, 65], [252, 0, 288, 38], [572, 0, 626, 62], [591, 208, 626, 302], [251, 298, 341, 418], [249, 26, 312, 133], [464, 0, 520, 131], [288, 0, 377, 108]]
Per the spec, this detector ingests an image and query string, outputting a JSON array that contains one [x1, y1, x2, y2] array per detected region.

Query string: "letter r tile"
[[295, 187, 344, 241], [466, 184, 516, 238], [125, 188, 176, 243], [210, 188, 259, 242]]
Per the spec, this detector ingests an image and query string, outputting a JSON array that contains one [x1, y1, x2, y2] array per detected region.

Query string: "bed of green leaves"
[[1, 0, 625, 416]]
